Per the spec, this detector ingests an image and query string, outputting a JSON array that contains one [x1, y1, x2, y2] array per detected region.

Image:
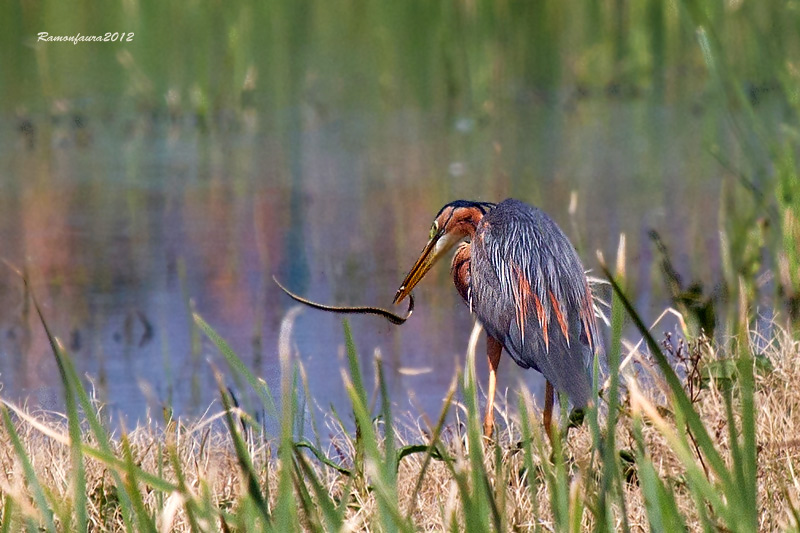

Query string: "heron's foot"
[[546, 408, 587, 446], [567, 407, 585, 430]]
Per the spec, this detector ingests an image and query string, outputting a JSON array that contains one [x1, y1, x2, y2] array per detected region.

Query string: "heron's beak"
[[394, 231, 459, 304]]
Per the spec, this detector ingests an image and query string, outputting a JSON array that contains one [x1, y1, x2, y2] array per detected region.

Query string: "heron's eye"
[[429, 221, 439, 239]]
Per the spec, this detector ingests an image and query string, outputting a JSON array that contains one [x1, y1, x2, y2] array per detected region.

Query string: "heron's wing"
[[471, 201, 601, 407]]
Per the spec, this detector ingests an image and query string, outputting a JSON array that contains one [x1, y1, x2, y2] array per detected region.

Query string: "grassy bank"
[[0, 267, 798, 531]]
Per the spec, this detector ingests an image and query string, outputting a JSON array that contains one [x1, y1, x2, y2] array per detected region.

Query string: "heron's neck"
[[451, 242, 471, 304], [452, 206, 484, 240]]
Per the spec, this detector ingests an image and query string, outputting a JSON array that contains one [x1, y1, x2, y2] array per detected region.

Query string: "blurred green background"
[[3, 0, 797, 116]]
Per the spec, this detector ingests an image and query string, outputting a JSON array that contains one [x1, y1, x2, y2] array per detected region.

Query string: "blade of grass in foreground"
[[196, 308, 281, 526], [291, 455, 322, 530], [602, 264, 757, 530], [631, 417, 687, 532], [275, 307, 301, 531], [597, 238, 629, 531], [341, 319, 411, 533], [16, 267, 139, 533], [214, 366, 271, 525], [293, 446, 346, 531], [459, 321, 493, 533], [517, 393, 543, 533], [120, 432, 158, 533], [21, 272, 87, 532], [194, 311, 278, 420], [296, 358, 324, 451], [376, 357, 398, 512], [1, 495, 16, 533], [541, 406, 572, 531], [736, 279, 758, 529], [164, 427, 204, 531], [49, 338, 87, 532], [602, 264, 728, 470], [629, 379, 720, 531], [1, 406, 56, 533], [48, 343, 87, 532]]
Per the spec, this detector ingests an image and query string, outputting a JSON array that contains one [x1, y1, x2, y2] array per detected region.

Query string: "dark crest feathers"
[[436, 200, 496, 218]]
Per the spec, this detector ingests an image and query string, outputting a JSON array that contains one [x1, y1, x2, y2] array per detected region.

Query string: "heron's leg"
[[483, 336, 502, 438], [543, 381, 555, 443]]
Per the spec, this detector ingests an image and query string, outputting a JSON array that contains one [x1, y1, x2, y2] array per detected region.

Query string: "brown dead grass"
[[1, 326, 799, 531]]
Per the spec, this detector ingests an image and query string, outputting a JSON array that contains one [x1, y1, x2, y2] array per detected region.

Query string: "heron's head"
[[394, 200, 495, 304]]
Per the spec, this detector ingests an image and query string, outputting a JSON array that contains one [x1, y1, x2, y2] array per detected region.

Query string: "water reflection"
[[0, 99, 724, 432]]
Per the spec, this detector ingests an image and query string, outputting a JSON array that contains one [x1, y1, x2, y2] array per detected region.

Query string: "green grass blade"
[[517, 393, 543, 533], [293, 447, 345, 531], [294, 440, 352, 476], [1, 495, 13, 533], [377, 357, 395, 478], [52, 339, 87, 532], [632, 418, 687, 532], [375, 356, 402, 531], [722, 384, 748, 512], [214, 369, 271, 524], [120, 432, 158, 533], [23, 278, 86, 531], [17, 272, 139, 532], [461, 321, 491, 533], [165, 436, 203, 531], [461, 340, 483, 533], [342, 320, 368, 411], [194, 311, 278, 420], [638, 456, 687, 531], [1, 406, 56, 533], [567, 475, 584, 533], [597, 247, 627, 530], [601, 265, 731, 484], [291, 456, 323, 531], [736, 341, 758, 530], [341, 319, 405, 532], [274, 309, 300, 531], [601, 264, 763, 529], [296, 359, 324, 450], [547, 422, 570, 530]]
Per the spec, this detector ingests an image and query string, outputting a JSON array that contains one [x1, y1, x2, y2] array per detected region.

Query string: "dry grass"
[[1, 324, 799, 531]]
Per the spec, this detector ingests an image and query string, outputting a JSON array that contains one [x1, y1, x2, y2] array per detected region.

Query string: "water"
[[0, 98, 727, 433]]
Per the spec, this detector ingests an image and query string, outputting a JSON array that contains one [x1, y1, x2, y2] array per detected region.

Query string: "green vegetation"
[[1, 247, 799, 530], [3, 0, 799, 115], [2, 0, 800, 531]]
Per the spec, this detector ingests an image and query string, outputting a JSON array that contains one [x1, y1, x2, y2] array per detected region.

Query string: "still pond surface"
[[0, 98, 726, 434]]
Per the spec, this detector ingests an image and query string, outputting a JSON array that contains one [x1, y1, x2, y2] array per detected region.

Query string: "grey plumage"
[[466, 199, 601, 407]]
